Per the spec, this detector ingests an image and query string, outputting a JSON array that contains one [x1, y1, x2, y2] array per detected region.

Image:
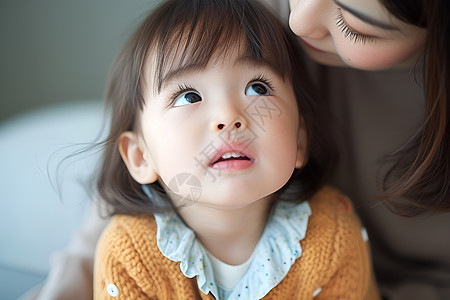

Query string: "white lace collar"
[[154, 200, 311, 299]]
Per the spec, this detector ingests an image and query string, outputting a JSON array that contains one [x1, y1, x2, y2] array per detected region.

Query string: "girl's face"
[[289, 0, 427, 70], [130, 51, 305, 209]]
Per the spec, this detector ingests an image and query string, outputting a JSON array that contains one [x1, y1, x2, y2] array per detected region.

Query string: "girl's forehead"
[[144, 46, 260, 93], [138, 0, 293, 95], [148, 34, 245, 91], [147, 37, 285, 94], [160, 51, 280, 87]]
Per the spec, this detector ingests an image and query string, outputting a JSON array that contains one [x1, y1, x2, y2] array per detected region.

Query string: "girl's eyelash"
[[169, 83, 197, 105], [335, 8, 376, 44], [250, 74, 275, 91], [168, 74, 274, 106]]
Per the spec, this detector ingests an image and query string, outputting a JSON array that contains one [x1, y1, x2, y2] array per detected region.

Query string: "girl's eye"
[[245, 82, 269, 96], [173, 91, 202, 107], [335, 8, 376, 44]]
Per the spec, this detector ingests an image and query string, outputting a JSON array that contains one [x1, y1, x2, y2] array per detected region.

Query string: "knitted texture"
[[94, 186, 380, 299]]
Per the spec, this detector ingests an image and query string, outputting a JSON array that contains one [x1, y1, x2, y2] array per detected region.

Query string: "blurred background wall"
[[0, 0, 163, 123], [0, 1, 163, 299]]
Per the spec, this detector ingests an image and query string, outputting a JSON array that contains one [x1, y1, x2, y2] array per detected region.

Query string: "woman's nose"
[[289, 0, 329, 39]]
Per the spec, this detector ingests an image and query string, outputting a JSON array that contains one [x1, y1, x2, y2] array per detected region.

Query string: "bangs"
[[149, 0, 294, 93]]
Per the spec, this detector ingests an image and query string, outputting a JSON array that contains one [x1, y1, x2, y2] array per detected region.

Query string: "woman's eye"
[[335, 8, 376, 44], [173, 91, 202, 107], [245, 83, 269, 96]]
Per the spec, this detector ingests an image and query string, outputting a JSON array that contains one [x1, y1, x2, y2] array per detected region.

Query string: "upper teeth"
[[221, 152, 245, 159]]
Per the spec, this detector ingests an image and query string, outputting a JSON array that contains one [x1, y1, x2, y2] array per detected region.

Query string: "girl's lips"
[[208, 144, 255, 171], [210, 158, 254, 171]]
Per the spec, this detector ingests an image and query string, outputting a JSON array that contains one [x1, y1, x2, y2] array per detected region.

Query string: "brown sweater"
[[94, 187, 380, 299]]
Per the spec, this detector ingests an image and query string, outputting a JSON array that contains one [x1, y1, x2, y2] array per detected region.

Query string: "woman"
[[28, 0, 450, 299], [262, 0, 450, 299]]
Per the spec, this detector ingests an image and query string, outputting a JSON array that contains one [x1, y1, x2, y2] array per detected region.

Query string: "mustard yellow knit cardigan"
[[94, 186, 380, 299]]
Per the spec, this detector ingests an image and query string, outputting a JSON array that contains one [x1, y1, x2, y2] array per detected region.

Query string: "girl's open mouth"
[[209, 149, 255, 171]]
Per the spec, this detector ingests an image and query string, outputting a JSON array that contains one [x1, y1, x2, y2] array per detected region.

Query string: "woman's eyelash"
[[335, 8, 376, 44]]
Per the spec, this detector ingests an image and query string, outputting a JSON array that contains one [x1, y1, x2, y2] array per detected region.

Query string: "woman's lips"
[[299, 37, 326, 53]]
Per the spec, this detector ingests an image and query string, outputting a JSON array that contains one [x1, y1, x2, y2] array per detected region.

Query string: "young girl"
[[94, 0, 379, 299]]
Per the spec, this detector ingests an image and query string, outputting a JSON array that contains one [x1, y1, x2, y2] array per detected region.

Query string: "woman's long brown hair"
[[380, 0, 450, 215]]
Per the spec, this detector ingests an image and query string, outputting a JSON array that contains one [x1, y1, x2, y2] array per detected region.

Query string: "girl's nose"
[[216, 120, 243, 131], [210, 101, 248, 133], [289, 0, 329, 39]]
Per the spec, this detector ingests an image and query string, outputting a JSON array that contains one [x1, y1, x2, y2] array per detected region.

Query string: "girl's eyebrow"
[[234, 56, 284, 78], [160, 56, 283, 92], [334, 0, 399, 31], [160, 64, 204, 91]]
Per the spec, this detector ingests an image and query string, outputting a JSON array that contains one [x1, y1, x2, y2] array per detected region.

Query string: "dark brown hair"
[[379, 0, 450, 215], [96, 0, 335, 216]]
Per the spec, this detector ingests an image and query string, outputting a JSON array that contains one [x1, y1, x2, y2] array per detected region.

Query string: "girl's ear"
[[118, 131, 158, 184], [295, 124, 308, 169]]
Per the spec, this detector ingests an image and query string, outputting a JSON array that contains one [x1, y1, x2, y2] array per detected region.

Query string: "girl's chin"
[[191, 193, 274, 210]]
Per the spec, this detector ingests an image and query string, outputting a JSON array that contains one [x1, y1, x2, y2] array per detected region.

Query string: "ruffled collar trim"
[[154, 200, 311, 299]]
